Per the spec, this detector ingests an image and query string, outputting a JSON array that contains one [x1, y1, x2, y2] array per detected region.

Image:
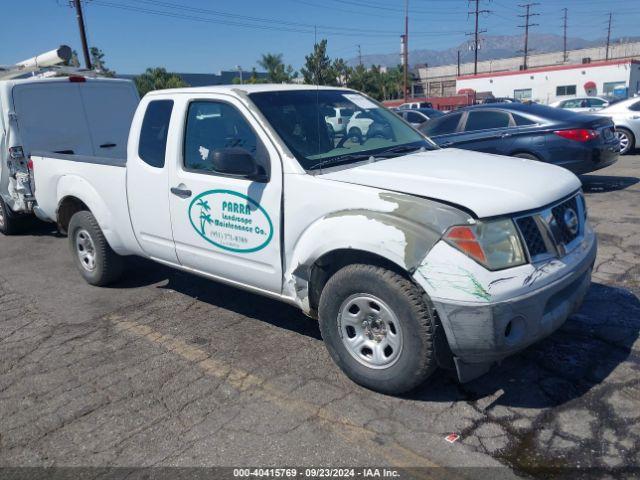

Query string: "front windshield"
[[249, 89, 436, 170]]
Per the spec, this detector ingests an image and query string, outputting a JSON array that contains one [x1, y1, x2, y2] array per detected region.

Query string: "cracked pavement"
[[0, 155, 639, 478]]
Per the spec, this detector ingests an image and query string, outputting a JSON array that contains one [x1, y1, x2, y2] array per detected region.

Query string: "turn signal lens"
[[445, 226, 487, 263], [444, 219, 526, 270], [554, 129, 599, 142]]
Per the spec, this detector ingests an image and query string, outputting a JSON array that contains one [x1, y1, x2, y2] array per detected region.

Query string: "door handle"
[[171, 187, 192, 199], [501, 132, 512, 138], [99, 143, 117, 148]]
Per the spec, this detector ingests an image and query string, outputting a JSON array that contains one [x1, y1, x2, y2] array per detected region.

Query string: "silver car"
[[593, 96, 640, 155]]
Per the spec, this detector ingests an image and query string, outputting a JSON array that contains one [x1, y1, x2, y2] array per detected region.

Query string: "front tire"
[[615, 128, 635, 155], [319, 264, 437, 395], [68, 211, 124, 286]]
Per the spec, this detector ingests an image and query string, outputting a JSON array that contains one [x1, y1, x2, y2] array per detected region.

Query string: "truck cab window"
[[183, 101, 264, 174], [138, 100, 173, 168]]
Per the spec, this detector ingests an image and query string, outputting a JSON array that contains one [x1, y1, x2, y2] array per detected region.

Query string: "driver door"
[[167, 96, 283, 293]]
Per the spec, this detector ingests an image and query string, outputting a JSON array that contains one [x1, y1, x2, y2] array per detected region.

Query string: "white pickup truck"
[[27, 84, 597, 394]]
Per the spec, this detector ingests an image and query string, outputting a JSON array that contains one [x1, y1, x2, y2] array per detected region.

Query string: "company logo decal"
[[189, 190, 273, 253]]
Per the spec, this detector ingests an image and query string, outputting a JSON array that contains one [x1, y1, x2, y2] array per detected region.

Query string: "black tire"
[[513, 152, 540, 161], [318, 264, 437, 395], [615, 128, 635, 155], [67, 210, 124, 286], [0, 196, 22, 236]]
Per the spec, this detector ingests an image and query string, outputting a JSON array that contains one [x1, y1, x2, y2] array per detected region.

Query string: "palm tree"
[[199, 212, 213, 235]]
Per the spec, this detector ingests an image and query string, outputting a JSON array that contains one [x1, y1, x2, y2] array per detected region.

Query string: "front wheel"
[[319, 264, 437, 395], [68, 211, 124, 286]]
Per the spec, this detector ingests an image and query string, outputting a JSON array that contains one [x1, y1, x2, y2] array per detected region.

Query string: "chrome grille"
[[515, 193, 585, 262]]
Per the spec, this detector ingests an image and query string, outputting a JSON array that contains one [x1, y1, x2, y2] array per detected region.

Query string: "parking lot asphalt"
[[0, 155, 639, 478]]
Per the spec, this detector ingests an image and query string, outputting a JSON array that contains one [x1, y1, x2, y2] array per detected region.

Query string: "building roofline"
[[457, 58, 640, 81]]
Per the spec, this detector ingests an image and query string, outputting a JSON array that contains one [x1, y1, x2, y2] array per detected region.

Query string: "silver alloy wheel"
[[75, 229, 97, 272], [0, 203, 5, 229], [338, 293, 403, 369], [615, 130, 631, 154]]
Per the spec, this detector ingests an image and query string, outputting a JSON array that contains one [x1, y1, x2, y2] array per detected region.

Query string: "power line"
[[466, 0, 491, 75], [518, 3, 539, 70]]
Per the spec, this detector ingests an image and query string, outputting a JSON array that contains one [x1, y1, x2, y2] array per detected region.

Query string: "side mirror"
[[212, 147, 264, 180]]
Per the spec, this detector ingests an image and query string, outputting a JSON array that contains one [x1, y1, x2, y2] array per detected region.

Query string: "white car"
[[346, 111, 375, 137], [398, 101, 433, 110], [25, 84, 596, 395], [550, 96, 610, 112], [593, 96, 640, 155], [325, 106, 354, 135]]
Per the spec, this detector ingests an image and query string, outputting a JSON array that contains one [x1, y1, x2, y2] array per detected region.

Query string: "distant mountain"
[[349, 33, 640, 68]]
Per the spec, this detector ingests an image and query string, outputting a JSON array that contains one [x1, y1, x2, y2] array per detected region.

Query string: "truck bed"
[[31, 152, 141, 256]]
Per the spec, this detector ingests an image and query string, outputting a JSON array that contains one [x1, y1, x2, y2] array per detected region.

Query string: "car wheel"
[[0, 196, 23, 236], [68, 210, 124, 286], [513, 152, 540, 161], [348, 127, 362, 138], [318, 264, 437, 395], [615, 128, 635, 155]]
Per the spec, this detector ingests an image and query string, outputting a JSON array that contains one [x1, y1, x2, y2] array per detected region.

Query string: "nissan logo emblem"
[[563, 208, 579, 235]]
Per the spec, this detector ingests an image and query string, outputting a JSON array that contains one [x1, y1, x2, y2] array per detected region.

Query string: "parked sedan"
[[396, 108, 444, 128], [420, 103, 619, 175], [550, 96, 610, 112], [592, 96, 640, 155]]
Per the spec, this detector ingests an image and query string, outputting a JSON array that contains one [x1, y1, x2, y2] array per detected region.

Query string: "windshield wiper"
[[308, 153, 375, 171], [376, 144, 426, 158]]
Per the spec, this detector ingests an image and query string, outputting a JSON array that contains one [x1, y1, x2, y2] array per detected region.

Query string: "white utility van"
[[0, 75, 139, 234]]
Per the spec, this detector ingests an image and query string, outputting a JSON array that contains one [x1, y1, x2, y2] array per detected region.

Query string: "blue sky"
[[3, 0, 639, 74]]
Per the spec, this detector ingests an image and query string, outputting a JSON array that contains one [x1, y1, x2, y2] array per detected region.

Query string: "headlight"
[[444, 218, 526, 270]]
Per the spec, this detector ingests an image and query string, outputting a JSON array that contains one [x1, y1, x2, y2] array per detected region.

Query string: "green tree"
[[332, 58, 352, 86], [134, 68, 188, 97], [300, 39, 336, 86], [258, 53, 296, 83], [89, 47, 115, 76]]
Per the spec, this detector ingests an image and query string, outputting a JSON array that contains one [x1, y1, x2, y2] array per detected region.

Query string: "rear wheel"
[[0, 196, 22, 236], [318, 264, 437, 395], [68, 211, 124, 286], [615, 128, 635, 155]]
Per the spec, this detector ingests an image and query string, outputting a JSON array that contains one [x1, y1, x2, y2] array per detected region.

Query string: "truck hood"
[[319, 148, 581, 218]]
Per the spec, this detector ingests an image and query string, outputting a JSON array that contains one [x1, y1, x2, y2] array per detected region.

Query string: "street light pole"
[[72, 0, 92, 69]]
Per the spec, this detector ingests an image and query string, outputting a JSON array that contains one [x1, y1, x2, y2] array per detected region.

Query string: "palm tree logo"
[[196, 199, 212, 235]]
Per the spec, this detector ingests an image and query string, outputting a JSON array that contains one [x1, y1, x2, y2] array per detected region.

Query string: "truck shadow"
[[410, 282, 640, 409], [580, 174, 639, 193]]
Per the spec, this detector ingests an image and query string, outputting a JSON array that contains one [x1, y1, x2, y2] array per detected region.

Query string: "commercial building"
[[456, 59, 640, 104], [417, 41, 640, 100]]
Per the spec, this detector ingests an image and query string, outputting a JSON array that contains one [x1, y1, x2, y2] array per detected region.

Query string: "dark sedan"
[[419, 103, 620, 175]]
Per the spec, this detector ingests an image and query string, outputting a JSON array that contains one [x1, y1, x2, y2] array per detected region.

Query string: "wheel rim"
[[0, 203, 5, 229], [75, 229, 97, 272], [338, 294, 403, 369], [616, 130, 630, 153]]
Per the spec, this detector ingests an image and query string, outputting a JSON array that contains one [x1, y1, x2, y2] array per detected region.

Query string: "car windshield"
[[249, 89, 435, 171]]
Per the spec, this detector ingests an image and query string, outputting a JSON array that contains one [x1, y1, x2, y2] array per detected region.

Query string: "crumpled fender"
[[284, 192, 473, 312]]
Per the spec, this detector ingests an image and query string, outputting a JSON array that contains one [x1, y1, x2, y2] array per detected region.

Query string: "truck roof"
[[0, 75, 135, 89], [146, 83, 353, 96]]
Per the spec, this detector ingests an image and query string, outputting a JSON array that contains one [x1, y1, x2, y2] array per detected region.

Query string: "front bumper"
[[414, 228, 597, 382]]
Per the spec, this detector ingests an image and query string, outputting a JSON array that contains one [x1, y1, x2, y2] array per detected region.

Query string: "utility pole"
[[518, 3, 539, 70], [403, 0, 409, 103], [466, 0, 490, 75], [605, 12, 613, 60], [71, 0, 92, 69], [562, 7, 568, 62], [457, 50, 461, 77], [357, 44, 362, 66]]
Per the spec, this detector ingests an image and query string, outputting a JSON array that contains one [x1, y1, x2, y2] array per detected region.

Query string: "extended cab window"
[[138, 100, 173, 168], [464, 111, 511, 131], [422, 112, 462, 136], [629, 101, 640, 112], [183, 101, 265, 174]]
